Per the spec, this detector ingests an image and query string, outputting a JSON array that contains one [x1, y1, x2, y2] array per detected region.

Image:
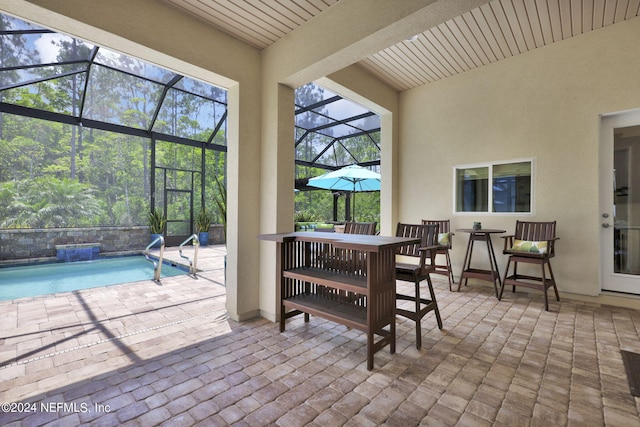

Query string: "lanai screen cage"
[[0, 13, 380, 243], [0, 13, 228, 245], [294, 83, 381, 223]]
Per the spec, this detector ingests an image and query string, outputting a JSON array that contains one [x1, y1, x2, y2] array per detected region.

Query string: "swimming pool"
[[0, 256, 187, 301]]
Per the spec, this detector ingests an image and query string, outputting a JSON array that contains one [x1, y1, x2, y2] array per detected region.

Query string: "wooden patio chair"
[[500, 220, 559, 311], [344, 221, 377, 235], [395, 223, 443, 349], [422, 219, 455, 291], [325, 222, 377, 275]]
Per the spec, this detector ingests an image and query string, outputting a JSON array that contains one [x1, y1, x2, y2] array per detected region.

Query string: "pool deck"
[[0, 245, 227, 423], [2, 244, 640, 426]]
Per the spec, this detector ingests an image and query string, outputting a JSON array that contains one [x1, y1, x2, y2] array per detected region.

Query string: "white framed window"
[[454, 159, 534, 214]]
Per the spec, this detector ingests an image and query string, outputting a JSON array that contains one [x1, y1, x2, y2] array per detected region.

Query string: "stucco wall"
[[398, 16, 640, 296]]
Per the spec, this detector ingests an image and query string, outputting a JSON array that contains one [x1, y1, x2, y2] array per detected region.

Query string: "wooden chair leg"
[[397, 275, 442, 350], [414, 280, 422, 350], [445, 251, 454, 291], [541, 261, 549, 311], [547, 261, 560, 301], [499, 257, 511, 300], [502, 256, 560, 311], [427, 275, 443, 329]]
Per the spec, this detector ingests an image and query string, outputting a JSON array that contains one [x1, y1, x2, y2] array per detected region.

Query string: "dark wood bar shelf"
[[258, 231, 419, 370], [283, 293, 367, 330], [283, 267, 367, 293]]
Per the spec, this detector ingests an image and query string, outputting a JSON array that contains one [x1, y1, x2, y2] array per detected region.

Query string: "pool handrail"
[[145, 235, 165, 281], [179, 234, 199, 275]]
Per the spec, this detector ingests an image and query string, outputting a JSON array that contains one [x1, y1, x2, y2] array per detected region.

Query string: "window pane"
[[174, 76, 227, 103], [295, 132, 334, 164], [152, 90, 226, 141], [346, 115, 380, 132], [3, 74, 86, 115], [340, 133, 380, 164], [493, 162, 531, 212], [319, 98, 369, 121], [456, 167, 488, 212], [94, 47, 177, 84], [84, 64, 164, 128], [0, 64, 87, 90], [296, 110, 332, 133]]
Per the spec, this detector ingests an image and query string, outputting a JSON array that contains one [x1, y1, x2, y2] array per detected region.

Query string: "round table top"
[[456, 228, 506, 234]]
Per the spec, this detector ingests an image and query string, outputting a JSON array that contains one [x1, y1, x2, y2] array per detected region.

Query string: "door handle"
[[602, 223, 610, 228]]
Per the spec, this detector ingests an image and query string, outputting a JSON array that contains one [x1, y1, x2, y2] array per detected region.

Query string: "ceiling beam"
[[264, 0, 493, 88]]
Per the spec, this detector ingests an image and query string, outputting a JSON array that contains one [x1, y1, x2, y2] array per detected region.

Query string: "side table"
[[456, 229, 505, 297]]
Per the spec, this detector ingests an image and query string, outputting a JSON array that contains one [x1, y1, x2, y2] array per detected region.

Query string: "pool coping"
[[0, 250, 142, 268], [0, 250, 194, 273]]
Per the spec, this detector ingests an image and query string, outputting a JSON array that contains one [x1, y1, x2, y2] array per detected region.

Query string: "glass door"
[[165, 189, 193, 246], [600, 110, 640, 294]]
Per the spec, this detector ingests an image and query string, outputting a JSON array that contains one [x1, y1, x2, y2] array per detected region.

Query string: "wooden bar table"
[[456, 228, 505, 297], [258, 231, 419, 370]]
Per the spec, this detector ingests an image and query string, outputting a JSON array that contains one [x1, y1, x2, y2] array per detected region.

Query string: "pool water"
[[0, 256, 187, 301]]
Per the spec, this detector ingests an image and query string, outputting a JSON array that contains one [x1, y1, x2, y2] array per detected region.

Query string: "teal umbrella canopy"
[[307, 165, 381, 192], [307, 165, 380, 221]]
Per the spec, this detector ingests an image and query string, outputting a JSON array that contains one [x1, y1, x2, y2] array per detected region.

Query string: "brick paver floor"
[[1, 244, 640, 426]]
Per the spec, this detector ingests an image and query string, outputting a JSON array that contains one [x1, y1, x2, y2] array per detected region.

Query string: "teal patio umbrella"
[[307, 165, 381, 220]]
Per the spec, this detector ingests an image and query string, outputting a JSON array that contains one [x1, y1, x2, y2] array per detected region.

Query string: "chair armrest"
[[541, 237, 559, 246], [502, 234, 515, 251], [546, 237, 559, 254], [418, 245, 440, 267], [418, 244, 442, 252]]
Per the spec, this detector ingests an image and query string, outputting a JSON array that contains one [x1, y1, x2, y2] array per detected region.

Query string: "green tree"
[[0, 14, 35, 139], [0, 178, 104, 228], [51, 38, 92, 179], [0, 16, 230, 232]]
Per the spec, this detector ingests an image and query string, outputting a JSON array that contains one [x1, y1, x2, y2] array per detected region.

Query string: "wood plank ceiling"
[[166, 0, 339, 48], [166, 0, 640, 91]]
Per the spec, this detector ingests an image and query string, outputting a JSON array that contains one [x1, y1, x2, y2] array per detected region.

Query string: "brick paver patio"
[[1, 244, 640, 426]]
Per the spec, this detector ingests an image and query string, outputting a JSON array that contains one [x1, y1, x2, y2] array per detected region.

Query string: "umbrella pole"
[[353, 192, 356, 221], [345, 192, 351, 221], [352, 183, 357, 222]]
